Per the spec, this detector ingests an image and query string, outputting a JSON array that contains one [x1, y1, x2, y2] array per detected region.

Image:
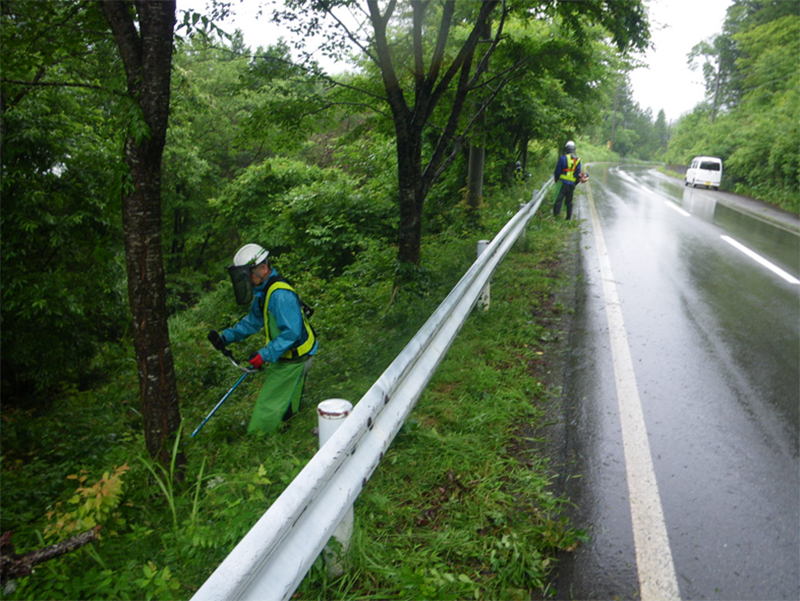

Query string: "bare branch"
[[411, 0, 430, 92], [1, 527, 101, 585], [324, 77, 388, 103], [327, 100, 392, 120], [424, 0, 453, 88], [428, 68, 518, 185], [317, 2, 377, 65], [425, 1, 500, 123], [368, 0, 408, 119], [98, 1, 143, 91]]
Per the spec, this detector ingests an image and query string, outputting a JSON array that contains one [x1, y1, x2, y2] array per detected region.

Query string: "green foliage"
[[586, 77, 668, 160], [269, 174, 396, 277], [136, 422, 187, 527], [210, 157, 396, 278], [7, 463, 182, 601], [1, 1, 129, 400], [574, 136, 620, 164], [163, 32, 280, 309], [1, 3, 651, 597], [133, 562, 182, 601], [11, 561, 181, 601], [664, 2, 799, 212], [2, 167, 583, 599], [44, 465, 130, 541], [297, 205, 585, 600]]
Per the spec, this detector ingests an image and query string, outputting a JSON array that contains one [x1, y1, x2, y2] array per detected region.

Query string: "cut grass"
[[1, 197, 583, 600], [295, 215, 583, 600]]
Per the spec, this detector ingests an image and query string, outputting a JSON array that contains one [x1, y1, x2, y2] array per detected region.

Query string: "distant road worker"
[[553, 140, 582, 220]]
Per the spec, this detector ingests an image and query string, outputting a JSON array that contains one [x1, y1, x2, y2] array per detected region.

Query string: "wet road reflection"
[[554, 164, 799, 600]]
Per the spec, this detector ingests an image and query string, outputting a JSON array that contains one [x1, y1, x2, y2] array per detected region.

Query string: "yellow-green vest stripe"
[[263, 281, 316, 359], [561, 155, 580, 183]]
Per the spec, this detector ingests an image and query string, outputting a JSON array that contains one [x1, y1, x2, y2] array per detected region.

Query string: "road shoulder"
[[661, 170, 800, 234]]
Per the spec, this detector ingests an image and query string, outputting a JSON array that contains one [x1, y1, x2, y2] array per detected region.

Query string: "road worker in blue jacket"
[[208, 243, 317, 435], [553, 140, 582, 220]]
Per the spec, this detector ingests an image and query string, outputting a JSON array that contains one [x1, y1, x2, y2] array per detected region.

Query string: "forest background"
[[1, 0, 797, 599]]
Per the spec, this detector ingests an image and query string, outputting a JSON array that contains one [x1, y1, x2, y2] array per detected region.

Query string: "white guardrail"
[[191, 180, 553, 601]]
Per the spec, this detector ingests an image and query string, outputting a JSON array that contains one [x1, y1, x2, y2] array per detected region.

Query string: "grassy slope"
[[1, 184, 583, 600], [295, 207, 584, 599]]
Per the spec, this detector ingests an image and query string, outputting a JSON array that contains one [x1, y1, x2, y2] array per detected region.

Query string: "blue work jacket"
[[221, 269, 318, 364]]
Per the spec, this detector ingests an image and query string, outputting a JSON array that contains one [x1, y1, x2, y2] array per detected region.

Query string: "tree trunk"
[[466, 106, 485, 211], [99, 0, 183, 469], [396, 153, 423, 267], [710, 64, 721, 125], [466, 19, 492, 211], [367, 0, 500, 272], [610, 83, 621, 151]]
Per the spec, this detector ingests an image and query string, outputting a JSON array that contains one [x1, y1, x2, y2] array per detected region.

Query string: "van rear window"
[[700, 161, 720, 171]]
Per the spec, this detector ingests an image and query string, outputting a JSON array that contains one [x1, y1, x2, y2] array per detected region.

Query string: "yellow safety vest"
[[263, 278, 316, 360], [561, 154, 580, 183]]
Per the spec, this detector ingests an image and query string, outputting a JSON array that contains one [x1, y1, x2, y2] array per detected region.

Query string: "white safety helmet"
[[228, 243, 269, 305], [565, 140, 576, 153], [232, 243, 269, 268]]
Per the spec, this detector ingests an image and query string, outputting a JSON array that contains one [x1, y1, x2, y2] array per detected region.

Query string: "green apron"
[[552, 180, 563, 204], [247, 359, 309, 435]]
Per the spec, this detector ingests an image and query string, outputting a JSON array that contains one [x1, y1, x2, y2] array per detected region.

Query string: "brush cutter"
[[190, 371, 249, 437], [208, 330, 255, 374], [190, 331, 258, 437]]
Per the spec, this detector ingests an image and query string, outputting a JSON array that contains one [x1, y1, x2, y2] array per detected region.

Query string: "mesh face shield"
[[228, 264, 254, 306]]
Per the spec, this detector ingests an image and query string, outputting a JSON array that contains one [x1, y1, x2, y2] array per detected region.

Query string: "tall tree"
[[688, 34, 737, 123], [465, 18, 493, 211], [99, 0, 182, 467], [361, 0, 500, 267], [278, 0, 650, 271], [652, 109, 669, 157]]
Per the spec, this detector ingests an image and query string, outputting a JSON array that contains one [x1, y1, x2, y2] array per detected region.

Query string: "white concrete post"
[[477, 239, 490, 311], [317, 399, 354, 577]]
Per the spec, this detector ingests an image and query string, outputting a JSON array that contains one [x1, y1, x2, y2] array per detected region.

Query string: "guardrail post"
[[518, 202, 529, 244], [317, 399, 354, 577], [477, 239, 490, 311], [189, 178, 553, 601]]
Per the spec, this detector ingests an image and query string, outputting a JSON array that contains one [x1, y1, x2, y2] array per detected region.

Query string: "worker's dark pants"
[[553, 182, 576, 220]]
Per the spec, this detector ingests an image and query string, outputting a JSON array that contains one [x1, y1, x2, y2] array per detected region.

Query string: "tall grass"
[[294, 211, 584, 599], [1, 187, 582, 600]]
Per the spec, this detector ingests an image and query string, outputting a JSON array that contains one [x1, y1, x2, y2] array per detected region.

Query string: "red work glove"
[[248, 351, 264, 370]]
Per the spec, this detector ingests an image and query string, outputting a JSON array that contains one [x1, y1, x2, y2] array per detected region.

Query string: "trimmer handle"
[[208, 330, 256, 373]]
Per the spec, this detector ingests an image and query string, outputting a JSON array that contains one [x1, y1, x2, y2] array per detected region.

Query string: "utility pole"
[[609, 83, 621, 151], [710, 63, 721, 124], [466, 19, 493, 211]]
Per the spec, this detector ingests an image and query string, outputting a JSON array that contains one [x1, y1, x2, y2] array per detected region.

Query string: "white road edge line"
[[665, 201, 690, 217], [586, 183, 682, 601], [720, 235, 800, 285]]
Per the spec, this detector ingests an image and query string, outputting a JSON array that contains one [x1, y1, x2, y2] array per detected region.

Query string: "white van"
[[685, 156, 723, 190]]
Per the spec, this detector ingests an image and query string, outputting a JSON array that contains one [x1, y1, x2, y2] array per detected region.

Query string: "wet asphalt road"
[[553, 165, 800, 600]]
